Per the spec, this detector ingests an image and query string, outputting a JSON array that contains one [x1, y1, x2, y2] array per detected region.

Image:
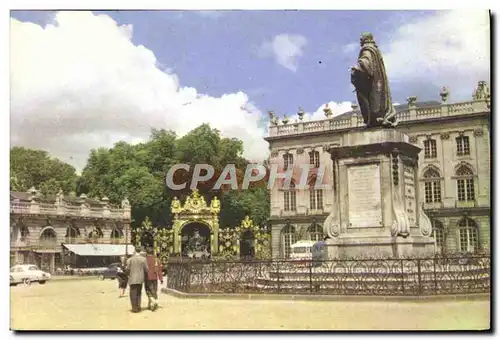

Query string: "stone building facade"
[[265, 81, 491, 259], [10, 188, 132, 272]]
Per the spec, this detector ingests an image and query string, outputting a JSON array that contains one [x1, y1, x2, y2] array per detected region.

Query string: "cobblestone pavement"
[[10, 279, 490, 331]]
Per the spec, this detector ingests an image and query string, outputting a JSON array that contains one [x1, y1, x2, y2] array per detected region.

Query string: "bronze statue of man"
[[350, 32, 397, 128]]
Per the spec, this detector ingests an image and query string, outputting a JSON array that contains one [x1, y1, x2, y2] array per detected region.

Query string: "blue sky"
[[10, 10, 490, 170]]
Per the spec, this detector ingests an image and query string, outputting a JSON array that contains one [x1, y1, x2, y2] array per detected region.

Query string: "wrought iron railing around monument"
[[166, 254, 490, 296]]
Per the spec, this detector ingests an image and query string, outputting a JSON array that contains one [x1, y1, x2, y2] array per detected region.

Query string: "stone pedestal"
[[323, 128, 435, 259]]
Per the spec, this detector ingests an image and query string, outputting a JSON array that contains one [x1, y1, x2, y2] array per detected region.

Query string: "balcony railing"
[[10, 202, 131, 220], [268, 99, 489, 138]]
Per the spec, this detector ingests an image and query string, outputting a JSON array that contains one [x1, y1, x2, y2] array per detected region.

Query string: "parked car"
[[10, 264, 51, 286], [98, 263, 121, 280]]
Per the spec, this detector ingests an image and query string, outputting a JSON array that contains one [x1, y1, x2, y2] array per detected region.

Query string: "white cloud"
[[302, 101, 353, 121], [258, 34, 307, 72], [10, 11, 269, 172], [341, 42, 358, 55], [382, 10, 490, 98]]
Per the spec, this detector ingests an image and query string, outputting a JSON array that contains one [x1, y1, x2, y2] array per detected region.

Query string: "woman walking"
[[117, 256, 128, 298]]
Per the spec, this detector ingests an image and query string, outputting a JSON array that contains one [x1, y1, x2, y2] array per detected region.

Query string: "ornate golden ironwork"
[[134, 216, 174, 264], [218, 216, 271, 260], [218, 227, 238, 259], [171, 189, 220, 255]]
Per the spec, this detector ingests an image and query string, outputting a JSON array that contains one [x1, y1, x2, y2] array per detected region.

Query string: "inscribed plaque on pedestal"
[[347, 163, 382, 228]]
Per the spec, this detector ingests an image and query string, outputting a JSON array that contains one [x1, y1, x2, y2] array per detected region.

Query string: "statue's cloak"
[[351, 43, 396, 126]]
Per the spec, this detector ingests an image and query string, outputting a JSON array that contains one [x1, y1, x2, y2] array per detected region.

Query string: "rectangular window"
[[425, 181, 441, 203], [459, 228, 478, 253], [283, 154, 294, 170], [309, 151, 320, 168], [316, 190, 323, 209], [457, 179, 474, 201], [434, 228, 444, 249], [309, 190, 316, 210], [424, 139, 437, 158], [456, 136, 470, 156], [284, 191, 296, 211], [284, 192, 290, 211]]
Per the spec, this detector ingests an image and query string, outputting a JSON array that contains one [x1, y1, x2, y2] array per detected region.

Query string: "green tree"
[[10, 146, 78, 194]]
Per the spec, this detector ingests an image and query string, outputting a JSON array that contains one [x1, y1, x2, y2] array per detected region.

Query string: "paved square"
[[10, 278, 490, 330]]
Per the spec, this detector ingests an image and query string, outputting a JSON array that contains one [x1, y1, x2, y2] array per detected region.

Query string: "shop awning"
[[63, 244, 134, 257]]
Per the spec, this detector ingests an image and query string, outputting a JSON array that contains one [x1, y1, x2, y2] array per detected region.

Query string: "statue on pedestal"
[[350, 32, 397, 128]]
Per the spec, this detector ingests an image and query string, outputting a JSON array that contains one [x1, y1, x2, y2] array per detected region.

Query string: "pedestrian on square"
[[116, 256, 128, 298], [126, 246, 149, 313], [144, 247, 163, 311]]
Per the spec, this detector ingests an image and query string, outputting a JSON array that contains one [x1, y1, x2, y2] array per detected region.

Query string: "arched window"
[[281, 224, 296, 259], [423, 139, 437, 158], [458, 218, 479, 253], [88, 227, 104, 241], [433, 220, 445, 254], [284, 181, 297, 212], [40, 227, 57, 248], [110, 228, 124, 244], [423, 168, 442, 203], [456, 165, 475, 201], [307, 223, 323, 242], [309, 150, 320, 168], [65, 226, 80, 243]]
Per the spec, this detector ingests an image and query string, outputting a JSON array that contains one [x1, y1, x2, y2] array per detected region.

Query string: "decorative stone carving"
[[458, 131, 465, 137], [323, 104, 333, 118], [418, 204, 433, 237], [323, 144, 329, 152], [407, 96, 417, 106], [408, 136, 418, 144], [440, 86, 449, 103], [121, 197, 130, 208], [473, 81, 490, 101], [391, 150, 399, 186], [56, 189, 64, 205], [270, 150, 279, 158], [296, 148, 304, 155], [390, 151, 410, 238], [323, 210, 339, 238], [268, 111, 278, 125], [282, 115, 289, 125], [351, 103, 359, 112], [474, 129, 484, 137], [297, 107, 305, 121], [440, 132, 450, 140]]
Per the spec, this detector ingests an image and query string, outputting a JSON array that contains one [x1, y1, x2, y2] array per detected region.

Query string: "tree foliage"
[[10, 146, 78, 195]]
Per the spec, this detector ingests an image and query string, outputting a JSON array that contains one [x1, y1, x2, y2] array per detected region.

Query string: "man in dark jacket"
[[126, 246, 149, 313], [145, 247, 163, 311]]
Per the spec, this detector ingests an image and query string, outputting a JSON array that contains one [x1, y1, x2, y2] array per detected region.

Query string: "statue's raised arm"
[[350, 32, 397, 128]]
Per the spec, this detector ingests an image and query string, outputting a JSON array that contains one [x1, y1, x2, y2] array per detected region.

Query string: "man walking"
[[145, 247, 163, 311], [126, 246, 149, 313]]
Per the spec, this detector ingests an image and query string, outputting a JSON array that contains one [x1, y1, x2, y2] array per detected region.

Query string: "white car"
[[10, 264, 51, 286]]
